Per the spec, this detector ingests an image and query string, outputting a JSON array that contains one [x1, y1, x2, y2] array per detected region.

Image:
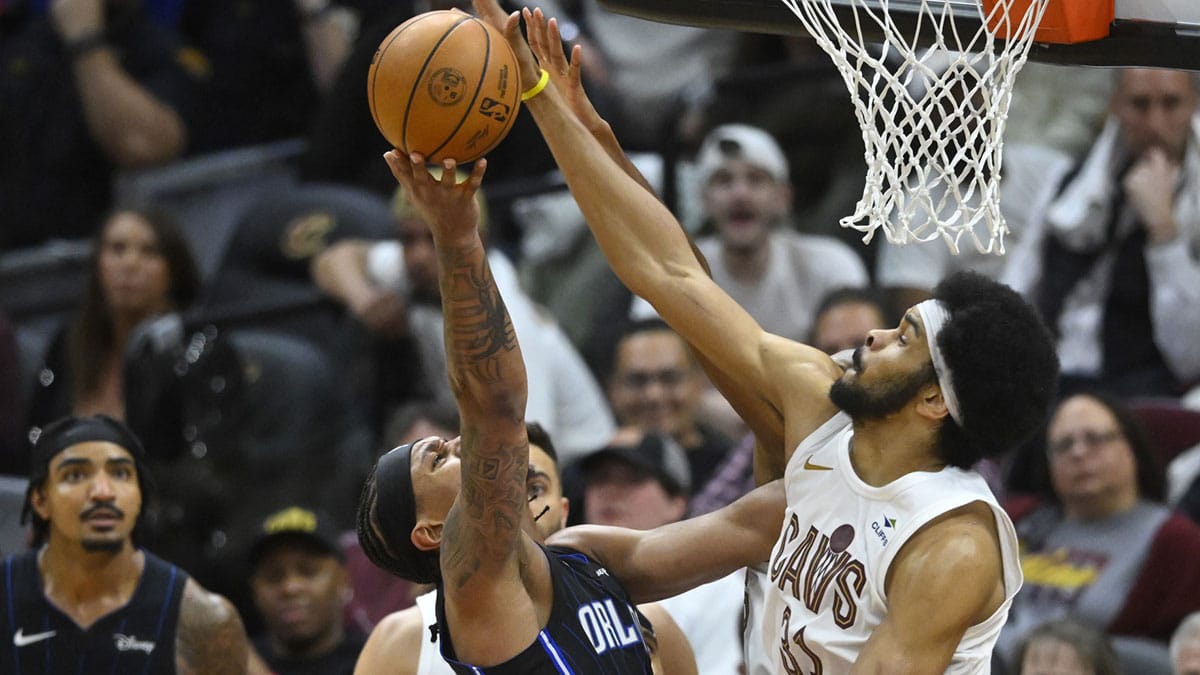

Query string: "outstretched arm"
[[382, 153, 535, 627], [522, 9, 790, 472], [547, 480, 785, 603]]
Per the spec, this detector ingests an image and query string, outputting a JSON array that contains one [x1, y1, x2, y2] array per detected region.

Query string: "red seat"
[[1129, 398, 1200, 466]]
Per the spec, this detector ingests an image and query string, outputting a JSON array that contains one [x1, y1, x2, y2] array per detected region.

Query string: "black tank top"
[[435, 545, 654, 673], [1, 549, 187, 674]]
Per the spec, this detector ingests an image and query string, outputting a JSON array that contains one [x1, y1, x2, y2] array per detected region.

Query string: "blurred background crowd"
[[2, 0, 1200, 673]]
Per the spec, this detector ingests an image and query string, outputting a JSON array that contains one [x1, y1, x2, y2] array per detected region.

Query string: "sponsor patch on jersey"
[[113, 633, 156, 654]]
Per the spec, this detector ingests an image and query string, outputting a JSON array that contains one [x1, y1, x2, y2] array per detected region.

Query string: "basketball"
[[368, 11, 521, 164]]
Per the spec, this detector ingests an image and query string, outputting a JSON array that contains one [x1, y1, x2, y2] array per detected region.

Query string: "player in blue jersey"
[[354, 150, 663, 673], [1, 415, 261, 674]]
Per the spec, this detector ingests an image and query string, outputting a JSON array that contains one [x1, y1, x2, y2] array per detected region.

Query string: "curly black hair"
[[933, 271, 1060, 468]]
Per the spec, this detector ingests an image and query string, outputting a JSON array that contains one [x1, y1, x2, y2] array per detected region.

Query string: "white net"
[[780, 0, 1049, 254]]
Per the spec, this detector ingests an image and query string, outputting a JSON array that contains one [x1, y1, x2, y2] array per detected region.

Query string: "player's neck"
[[38, 544, 144, 628], [848, 416, 944, 486]]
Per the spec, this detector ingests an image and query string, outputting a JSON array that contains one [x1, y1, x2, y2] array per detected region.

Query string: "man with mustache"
[[0, 415, 259, 674]]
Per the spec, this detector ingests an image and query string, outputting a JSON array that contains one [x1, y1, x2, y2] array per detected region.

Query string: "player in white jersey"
[[474, 2, 1062, 670]]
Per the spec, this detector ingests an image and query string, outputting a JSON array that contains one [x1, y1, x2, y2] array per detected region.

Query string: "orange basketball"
[[368, 11, 521, 164]]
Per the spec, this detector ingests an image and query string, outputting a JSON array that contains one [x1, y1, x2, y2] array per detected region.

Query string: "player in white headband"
[[463, 5, 1064, 671]]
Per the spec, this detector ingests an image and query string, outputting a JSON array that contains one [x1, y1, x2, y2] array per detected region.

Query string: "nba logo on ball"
[[368, 10, 522, 163]]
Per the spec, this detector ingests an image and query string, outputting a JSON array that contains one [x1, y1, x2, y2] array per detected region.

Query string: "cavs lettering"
[[769, 514, 866, 672]]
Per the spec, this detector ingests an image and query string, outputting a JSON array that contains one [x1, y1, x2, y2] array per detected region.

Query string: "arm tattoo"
[[442, 246, 517, 384], [176, 580, 250, 675], [442, 442, 529, 589], [435, 239, 532, 590]]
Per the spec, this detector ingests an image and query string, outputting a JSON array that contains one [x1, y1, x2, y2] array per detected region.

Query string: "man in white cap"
[[631, 123, 868, 344]]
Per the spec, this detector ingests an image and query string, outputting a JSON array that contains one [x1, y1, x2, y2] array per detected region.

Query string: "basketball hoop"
[[779, 0, 1109, 254]]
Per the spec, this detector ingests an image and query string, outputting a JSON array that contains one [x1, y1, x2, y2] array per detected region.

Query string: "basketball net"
[[780, 0, 1049, 254]]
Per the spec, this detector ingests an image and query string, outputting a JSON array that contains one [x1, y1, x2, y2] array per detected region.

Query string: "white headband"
[[915, 300, 962, 425]]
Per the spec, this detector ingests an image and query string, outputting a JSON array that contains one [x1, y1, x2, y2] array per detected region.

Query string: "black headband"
[[31, 415, 145, 470], [374, 444, 422, 559], [23, 415, 148, 528]]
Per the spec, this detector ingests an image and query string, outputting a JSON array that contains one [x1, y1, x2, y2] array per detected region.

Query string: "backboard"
[[598, 0, 1200, 70]]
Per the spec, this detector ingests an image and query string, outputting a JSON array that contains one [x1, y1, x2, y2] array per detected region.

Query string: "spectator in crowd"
[[1173, 612, 1200, 675], [999, 391, 1200, 663], [353, 423, 697, 674], [25, 207, 201, 463], [0, 415, 256, 672], [0, 0, 201, 252], [809, 286, 888, 356], [249, 505, 366, 675], [1003, 68, 1200, 398], [569, 425, 743, 674], [1011, 617, 1120, 675], [311, 175, 614, 460], [342, 401, 460, 634], [600, 320, 738, 508], [633, 124, 868, 341], [576, 427, 691, 530]]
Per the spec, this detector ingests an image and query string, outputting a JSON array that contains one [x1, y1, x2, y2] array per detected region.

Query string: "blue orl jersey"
[[435, 545, 654, 674], [1, 549, 187, 674]]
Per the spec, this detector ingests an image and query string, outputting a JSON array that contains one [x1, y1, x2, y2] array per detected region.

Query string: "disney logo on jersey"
[[871, 515, 897, 546], [578, 599, 641, 655], [770, 516, 865, 630], [113, 633, 156, 654]]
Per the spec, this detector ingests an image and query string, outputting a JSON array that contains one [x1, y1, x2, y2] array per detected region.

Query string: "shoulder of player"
[[890, 502, 1003, 585], [176, 578, 250, 674], [357, 606, 426, 674]]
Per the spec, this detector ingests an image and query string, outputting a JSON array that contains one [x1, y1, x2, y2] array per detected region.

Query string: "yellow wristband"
[[520, 69, 550, 101]]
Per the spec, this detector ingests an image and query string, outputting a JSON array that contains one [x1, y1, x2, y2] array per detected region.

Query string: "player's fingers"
[[569, 45, 583, 85], [524, 8, 547, 60], [384, 150, 413, 184], [470, 0, 506, 27], [468, 158, 488, 189], [440, 159, 458, 187]]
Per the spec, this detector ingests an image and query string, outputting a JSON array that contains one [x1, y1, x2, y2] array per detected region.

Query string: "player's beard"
[[829, 363, 935, 420], [82, 538, 125, 553]]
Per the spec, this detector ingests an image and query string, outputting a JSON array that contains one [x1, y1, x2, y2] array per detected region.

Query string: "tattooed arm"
[[383, 152, 545, 665], [175, 579, 250, 675]]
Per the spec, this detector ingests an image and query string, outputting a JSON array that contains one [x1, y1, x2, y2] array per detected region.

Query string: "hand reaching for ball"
[[383, 152, 487, 246], [471, 0, 544, 92]]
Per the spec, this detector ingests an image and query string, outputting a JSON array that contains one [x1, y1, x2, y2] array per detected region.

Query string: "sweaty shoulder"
[[176, 578, 250, 675], [356, 606, 426, 675], [888, 501, 1006, 623]]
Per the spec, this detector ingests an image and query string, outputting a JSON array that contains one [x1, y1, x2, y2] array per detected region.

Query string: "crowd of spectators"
[[3, 1, 1200, 672]]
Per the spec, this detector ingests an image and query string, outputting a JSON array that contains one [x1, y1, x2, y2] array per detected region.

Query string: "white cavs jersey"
[[745, 412, 1021, 673]]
